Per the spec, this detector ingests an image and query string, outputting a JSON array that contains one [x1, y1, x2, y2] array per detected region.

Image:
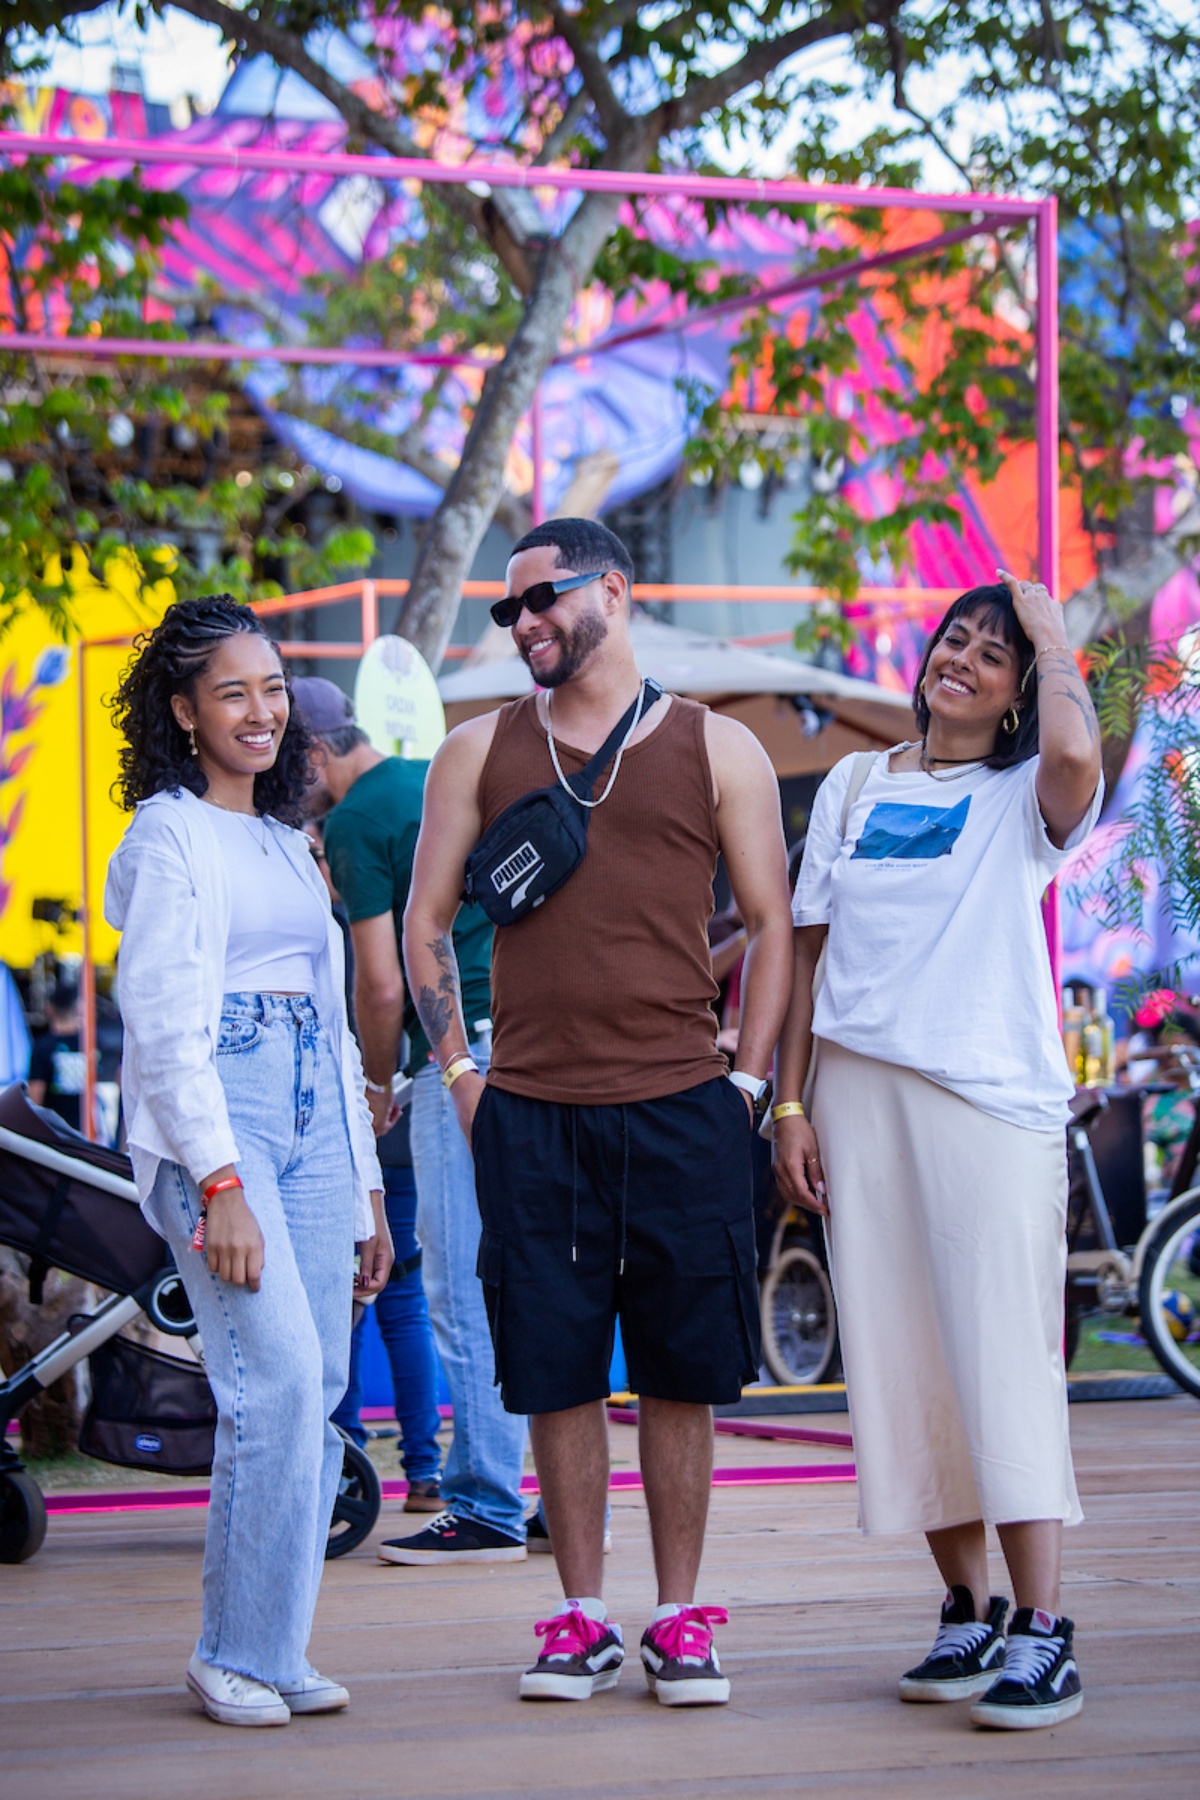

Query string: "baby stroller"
[[0, 1084, 380, 1563]]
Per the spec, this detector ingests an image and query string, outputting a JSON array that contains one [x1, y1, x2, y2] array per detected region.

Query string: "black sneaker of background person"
[[969, 1608, 1083, 1729], [899, 1586, 1008, 1702], [377, 1510, 526, 1565]]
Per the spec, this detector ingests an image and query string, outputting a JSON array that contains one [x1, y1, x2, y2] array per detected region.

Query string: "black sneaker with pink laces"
[[518, 1603, 625, 1701], [639, 1605, 731, 1706]]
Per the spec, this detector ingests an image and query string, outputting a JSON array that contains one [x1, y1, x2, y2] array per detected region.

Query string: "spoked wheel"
[[760, 1245, 839, 1386], [325, 1433, 382, 1560], [0, 1470, 48, 1564], [1137, 1188, 1200, 1401]]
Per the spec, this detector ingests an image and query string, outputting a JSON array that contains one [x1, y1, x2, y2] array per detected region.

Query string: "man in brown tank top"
[[404, 519, 793, 1707]]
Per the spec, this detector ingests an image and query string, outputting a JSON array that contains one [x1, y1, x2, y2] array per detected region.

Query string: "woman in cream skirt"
[[773, 572, 1102, 1731]]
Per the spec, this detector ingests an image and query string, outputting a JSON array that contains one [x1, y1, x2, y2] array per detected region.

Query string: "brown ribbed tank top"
[[478, 693, 726, 1104]]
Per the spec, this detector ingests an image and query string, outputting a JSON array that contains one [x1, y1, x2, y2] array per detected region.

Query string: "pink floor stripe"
[[607, 1406, 853, 1449], [45, 1462, 855, 1515]]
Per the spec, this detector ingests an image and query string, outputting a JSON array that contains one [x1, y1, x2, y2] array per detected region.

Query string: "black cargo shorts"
[[471, 1074, 761, 1415]]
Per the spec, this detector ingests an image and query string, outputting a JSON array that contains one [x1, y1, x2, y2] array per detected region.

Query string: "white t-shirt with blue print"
[[793, 748, 1103, 1132]]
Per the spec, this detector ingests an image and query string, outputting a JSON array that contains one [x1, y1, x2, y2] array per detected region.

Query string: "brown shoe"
[[403, 1479, 445, 1514]]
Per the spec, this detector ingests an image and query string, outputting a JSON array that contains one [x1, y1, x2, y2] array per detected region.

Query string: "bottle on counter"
[[1062, 989, 1085, 1086], [1091, 985, 1116, 1086]]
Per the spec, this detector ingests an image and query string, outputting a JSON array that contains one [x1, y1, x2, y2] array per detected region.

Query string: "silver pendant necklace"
[[204, 795, 270, 854]]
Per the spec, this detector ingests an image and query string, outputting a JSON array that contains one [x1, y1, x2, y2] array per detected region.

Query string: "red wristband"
[[201, 1176, 243, 1204]]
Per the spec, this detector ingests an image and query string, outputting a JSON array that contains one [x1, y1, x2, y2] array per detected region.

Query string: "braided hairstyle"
[[110, 595, 312, 823]]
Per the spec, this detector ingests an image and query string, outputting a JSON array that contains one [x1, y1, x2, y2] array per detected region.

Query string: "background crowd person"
[[405, 517, 793, 1705], [776, 572, 1102, 1732], [300, 782, 444, 1511], [294, 677, 529, 1562], [26, 979, 85, 1130], [105, 598, 390, 1728]]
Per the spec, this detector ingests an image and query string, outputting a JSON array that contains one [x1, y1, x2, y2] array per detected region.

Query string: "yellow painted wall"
[[0, 555, 175, 969]]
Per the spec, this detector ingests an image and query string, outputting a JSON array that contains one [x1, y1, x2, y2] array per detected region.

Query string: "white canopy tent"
[[438, 615, 915, 776]]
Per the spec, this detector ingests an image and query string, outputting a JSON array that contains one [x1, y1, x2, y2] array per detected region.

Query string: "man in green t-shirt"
[[294, 679, 528, 1562]]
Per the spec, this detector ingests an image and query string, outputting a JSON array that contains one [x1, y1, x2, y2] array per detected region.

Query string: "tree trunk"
[[396, 184, 629, 666]]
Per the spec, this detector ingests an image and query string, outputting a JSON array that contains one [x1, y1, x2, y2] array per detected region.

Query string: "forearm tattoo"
[[1036, 649, 1100, 744], [417, 932, 462, 1048]]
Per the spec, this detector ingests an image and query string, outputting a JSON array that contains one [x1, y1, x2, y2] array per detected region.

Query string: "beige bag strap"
[[803, 752, 880, 1114], [838, 749, 878, 837]]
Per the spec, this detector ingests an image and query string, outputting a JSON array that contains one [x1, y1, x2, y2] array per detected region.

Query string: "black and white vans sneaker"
[[969, 1608, 1083, 1730], [899, 1586, 1008, 1702], [377, 1510, 525, 1565], [518, 1605, 625, 1701]]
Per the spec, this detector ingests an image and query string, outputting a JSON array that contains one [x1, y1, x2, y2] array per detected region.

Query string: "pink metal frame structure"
[[0, 130, 1061, 578], [0, 132, 1061, 1133]]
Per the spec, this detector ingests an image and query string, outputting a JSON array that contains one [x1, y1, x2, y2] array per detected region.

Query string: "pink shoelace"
[[533, 1606, 607, 1660], [648, 1605, 729, 1664]]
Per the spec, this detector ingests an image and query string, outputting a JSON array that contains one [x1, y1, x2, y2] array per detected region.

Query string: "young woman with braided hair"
[[105, 596, 390, 1726]]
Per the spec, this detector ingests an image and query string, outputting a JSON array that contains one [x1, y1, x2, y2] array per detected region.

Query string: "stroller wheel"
[[0, 1470, 48, 1564], [325, 1432, 381, 1560]]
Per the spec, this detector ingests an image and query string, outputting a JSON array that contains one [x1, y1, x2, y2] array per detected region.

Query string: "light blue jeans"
[[411, 1044, 529, 1540], [151, 993, 355, 1687]]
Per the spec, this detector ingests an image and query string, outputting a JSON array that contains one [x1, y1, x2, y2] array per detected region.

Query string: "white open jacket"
[[105, 787, 381, 1239]]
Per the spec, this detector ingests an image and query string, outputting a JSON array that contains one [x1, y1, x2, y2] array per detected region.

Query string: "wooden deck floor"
[[2, 1396, 1198, 1800]]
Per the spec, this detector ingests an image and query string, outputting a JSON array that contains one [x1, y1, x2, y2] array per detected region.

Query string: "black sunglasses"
[[490, 570, 608, 630]]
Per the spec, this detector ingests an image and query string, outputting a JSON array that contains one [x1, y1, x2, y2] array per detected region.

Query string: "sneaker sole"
[[970, 1691, 1084, 1730], [376, 1544, 527, 1565], [644, 1671, 731, 1707], [519, 1667, 622, 1701], [186, 1672, 291, 1728], [899, 1668, 1002, 1703], [279, 1688, 350, 1714]]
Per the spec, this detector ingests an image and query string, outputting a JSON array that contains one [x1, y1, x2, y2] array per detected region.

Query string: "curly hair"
[[912, 582, 1039, 770], [109, 595, 313, 824]]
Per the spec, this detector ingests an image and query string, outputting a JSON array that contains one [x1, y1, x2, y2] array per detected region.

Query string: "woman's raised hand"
[[996, 569, 1068, 651], [772, 1112, 829, 1219]]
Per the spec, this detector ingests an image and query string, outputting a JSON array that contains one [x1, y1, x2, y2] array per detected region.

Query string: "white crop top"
[[206, 806, 327, 994]]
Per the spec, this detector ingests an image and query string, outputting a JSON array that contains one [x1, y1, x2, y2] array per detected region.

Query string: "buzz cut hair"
[[510, 517, 634, 588]]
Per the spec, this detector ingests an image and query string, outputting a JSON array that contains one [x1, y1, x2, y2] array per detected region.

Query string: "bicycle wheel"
[[325, 1434, 381, 1560], [760, 1245, 839, 1386], [1137, 1188, 1200, 1401]]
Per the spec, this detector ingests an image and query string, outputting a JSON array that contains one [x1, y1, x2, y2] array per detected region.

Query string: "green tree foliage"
[[6, 4, 1200, 657], [1074, 634, 1200, 964], [0, 151, 374, 636]]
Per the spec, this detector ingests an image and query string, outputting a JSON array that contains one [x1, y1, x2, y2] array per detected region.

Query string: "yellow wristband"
[[442, 1058, 479, 1091], [770, 1101, 806, 1122]]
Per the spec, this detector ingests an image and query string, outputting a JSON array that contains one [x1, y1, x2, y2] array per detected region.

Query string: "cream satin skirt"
[[812, 1039, 1082, 1536]]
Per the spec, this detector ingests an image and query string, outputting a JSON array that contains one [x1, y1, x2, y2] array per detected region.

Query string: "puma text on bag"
[[463, 680, 662, 927]]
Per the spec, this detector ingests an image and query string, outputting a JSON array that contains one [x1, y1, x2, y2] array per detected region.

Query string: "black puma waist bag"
[[463, 679, 662, 927]]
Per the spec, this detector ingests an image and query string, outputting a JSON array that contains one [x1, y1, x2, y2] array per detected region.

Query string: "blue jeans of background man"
[[150, 993, 355, 1687], [332, 1162, 443, 1482], [411, 1044, 528, 1540]]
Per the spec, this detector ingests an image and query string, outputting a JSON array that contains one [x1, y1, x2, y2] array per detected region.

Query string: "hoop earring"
[[1002, 706, 1020, 735], [188, 724, 198, 757]]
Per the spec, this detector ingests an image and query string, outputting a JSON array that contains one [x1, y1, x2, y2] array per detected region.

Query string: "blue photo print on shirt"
[[851, 795, 971, 860]]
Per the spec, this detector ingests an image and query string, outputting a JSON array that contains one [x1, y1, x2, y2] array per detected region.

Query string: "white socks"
[[565, 1597, 607, 1623]]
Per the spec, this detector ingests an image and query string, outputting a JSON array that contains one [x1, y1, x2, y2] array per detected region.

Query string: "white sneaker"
[[276, 1671, 350, 1714], [186, 1651, 291, 1727]]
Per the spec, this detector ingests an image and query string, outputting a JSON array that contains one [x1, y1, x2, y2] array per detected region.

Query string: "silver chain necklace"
[[918, 738, 986, 783], [545, 681, 646, 810], [204, 795, 270, 855]]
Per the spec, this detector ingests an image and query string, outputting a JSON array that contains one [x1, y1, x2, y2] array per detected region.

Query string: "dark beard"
[[517, 605, 608, 688]]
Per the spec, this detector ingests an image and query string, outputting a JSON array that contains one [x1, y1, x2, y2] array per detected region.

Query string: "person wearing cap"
[[293, 676, 530, 1563]]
